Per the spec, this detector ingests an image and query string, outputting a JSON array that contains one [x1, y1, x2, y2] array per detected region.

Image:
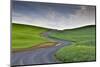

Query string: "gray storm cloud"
[[12, 3, 95, 30]]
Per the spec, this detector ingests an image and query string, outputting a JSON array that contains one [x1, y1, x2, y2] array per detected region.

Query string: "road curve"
[[11, 30, 70, 66]]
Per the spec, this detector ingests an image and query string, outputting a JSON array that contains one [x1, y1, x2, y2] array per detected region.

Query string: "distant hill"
[[62, 25, 96, 31]]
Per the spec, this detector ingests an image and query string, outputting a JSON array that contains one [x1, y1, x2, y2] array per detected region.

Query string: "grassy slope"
[[12, 23, 51, 49], [50, 25, 96, 62]]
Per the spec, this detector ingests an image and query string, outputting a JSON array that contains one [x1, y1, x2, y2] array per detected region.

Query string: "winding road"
[[11, 30, 70, 66]]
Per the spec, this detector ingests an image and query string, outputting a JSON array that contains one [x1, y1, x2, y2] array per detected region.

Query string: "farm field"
[[12, 23, 55, 50], [50, 25, 96, 62], [12, 23, 96, 64]]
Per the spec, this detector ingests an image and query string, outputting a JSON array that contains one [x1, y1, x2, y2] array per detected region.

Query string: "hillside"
[[12, 23, 55, 50], [49, 25, 96, 62]]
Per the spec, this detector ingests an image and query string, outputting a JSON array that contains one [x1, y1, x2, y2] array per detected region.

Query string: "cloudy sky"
[[12, 0, 96, 30]]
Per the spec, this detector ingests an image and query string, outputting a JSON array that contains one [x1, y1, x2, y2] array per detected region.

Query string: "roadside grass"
[[12, 23, 53, 49], [55, 44, 96, 62], [50, 25, 96, 62]]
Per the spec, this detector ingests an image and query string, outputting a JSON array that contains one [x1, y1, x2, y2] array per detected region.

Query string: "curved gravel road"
[[11, 30, 70, 66]]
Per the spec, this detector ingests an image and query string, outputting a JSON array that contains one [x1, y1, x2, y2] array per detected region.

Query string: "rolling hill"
[[12, 23, 56, 52], [49, 25, 96, 62]]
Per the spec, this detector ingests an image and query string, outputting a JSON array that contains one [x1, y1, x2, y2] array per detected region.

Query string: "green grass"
[[50, 25, 96, 62], [12, 23, 50, 49], [12, 23, 96, 62], [55, 45, 96, 62]]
